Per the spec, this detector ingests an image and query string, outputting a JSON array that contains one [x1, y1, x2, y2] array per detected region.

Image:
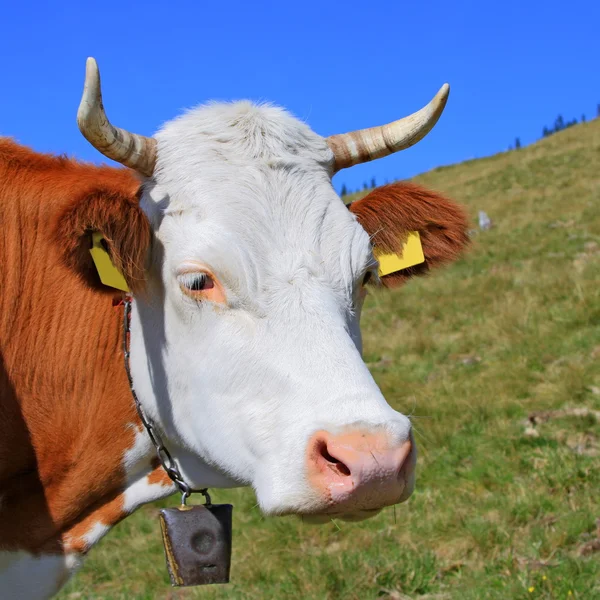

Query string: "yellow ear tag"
[[375, 231, 425, 277], [89, 232, 130, 292]]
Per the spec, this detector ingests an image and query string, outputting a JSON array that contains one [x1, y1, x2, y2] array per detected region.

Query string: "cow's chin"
[[299, 508, 383, 524]]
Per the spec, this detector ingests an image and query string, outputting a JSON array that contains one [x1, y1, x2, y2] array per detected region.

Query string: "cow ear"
[[349, 182, 470, 288], [54, 186, 151, 294]]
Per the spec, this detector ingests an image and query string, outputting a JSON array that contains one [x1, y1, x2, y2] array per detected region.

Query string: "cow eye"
[[362, 271, 373, 286], [179, 272, 215, 293]]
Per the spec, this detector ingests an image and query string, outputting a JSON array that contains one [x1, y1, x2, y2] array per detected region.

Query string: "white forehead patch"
[[142, 101, 373, 298]]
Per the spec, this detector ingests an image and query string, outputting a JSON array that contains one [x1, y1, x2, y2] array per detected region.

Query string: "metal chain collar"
[[122, 296, 211, 507]]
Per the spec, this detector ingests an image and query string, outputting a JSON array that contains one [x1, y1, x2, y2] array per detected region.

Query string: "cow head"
[[67, 59, 468, 522]]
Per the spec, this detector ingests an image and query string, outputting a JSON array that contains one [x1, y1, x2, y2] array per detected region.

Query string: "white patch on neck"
[[63, 425, 175, 556], [122, 422, 154, 476], [81, 521, 111, 549], [121, 424, 176, 514]]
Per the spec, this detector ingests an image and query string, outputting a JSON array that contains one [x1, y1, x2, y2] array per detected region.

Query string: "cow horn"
[[77, 57, 157, 177], [326, 84, 450, 172]]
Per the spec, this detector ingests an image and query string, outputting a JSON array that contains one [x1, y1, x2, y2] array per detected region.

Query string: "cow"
[[0, 58, 469, 598]]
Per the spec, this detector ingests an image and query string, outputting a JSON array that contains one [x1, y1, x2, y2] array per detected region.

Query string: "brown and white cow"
[[0, 58, 469, 597]]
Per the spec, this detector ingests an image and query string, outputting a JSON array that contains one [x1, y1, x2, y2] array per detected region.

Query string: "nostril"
[[316, 439, 351, 477]]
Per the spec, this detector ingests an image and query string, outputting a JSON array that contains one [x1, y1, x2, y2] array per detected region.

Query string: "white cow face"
[[128, 103, 415, 521], [77, 59, 465, 522]]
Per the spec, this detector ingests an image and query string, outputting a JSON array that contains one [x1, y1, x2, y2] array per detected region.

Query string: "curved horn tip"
[[83, 57, 100, 91], [77, 57, 102, 130], [86, 56, 98, 70], [433, 83, 450, 109]]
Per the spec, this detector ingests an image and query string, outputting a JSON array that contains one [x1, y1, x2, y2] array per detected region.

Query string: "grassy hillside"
[[60, 119, 600, 600]]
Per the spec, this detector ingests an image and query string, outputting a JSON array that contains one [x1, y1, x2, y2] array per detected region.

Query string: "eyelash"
[[179, 272, 215, 294]]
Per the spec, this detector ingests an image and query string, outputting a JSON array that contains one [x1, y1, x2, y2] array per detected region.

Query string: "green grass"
[[60, 120, 600, 599]]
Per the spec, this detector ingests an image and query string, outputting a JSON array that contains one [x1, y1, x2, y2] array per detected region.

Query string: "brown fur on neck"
[[0, 139, 163, 554]]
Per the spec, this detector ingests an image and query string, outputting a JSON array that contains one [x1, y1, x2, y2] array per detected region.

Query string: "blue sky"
[[1, 0, 598, 194]]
